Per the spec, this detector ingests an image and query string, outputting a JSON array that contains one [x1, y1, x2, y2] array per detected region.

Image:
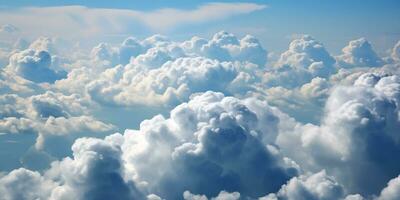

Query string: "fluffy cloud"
[[0, 136, 144, 200], [2, 30, 400, 200], [259, 77, 331, 123], [182, 31, 267, 67], [84, 31, 266, 107], [0, 168, 56, 200], [45, 137, 144, 200], [260, 170, 344, 200], [119, 91, 297, 199], [184, 190, 240, 200], [0, 91, 114, 151], [377, 175, 400, 200], [263, 35, 336, 88], [6, 49, 66, 83], [87, 56, 253, 106], [337, 38, 384, 68], [0, 92, 297, 199], [277, 72, 400, 195]]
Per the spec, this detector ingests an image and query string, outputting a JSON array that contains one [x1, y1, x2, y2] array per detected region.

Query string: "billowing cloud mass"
[[337, 38, 384, 68], [260, 170, 345, 200], [1, 27, 400, 200], [6, 49, 66, 83], [119, 92, 297, 199], [0, 91, 114, 151], [85, 31, 266, 106], [0, 92, 298, 199], [263, 35, 336, 88], [277, 72, 400, 195]]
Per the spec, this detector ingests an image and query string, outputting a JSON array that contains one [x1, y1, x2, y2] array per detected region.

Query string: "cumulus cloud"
[[0, 168, 56, 200], [377, 175, 400, 200], [2, 29, 400, 200], [46, 137, 144, 200], [84, 31, 266, 107], [277, 72, 400, 195], [6, 48, 66, 83], [0, 136, 144, 200], [337, 38, 384, 68], [184, 190, 240, 200], [263, 35, 336, 88], [258, 77, 331, 123], [87, 56, 246, 106], [182, 31, 267, 66], [260, 170, 344, 200], [118, 91, 297, 199], [0, 92, 297, 199], [0, 91, 114, 151]]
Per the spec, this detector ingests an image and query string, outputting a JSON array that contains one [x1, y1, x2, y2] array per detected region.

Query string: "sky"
[[1, 0, 400, 54], [1, 1, 400, 200]]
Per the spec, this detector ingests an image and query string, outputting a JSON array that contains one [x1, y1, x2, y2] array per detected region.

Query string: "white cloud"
[[117, 91, 297, 199], [277, 72, 400, 195], [0, 168, 56, 200], [1, 29, 400, 200], [337, 38, 384, 68], [260, 170, 344, 200], [0, 91, 115, 151], [263, 35, 336, 88], [377, 175, 400, 200], [184, 190, 240, 200], [259, 77, 331, 123], [87, 56, 240, 106], [6, 48, 66, 83], [83, 31, 266, 107]]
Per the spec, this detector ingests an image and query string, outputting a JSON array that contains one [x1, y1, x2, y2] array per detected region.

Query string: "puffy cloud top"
[[6, 49, 66, 83], [119, 91, 297, 199], [2, 31, 400, 200], [261, 171, 344, 200], [277, 72, 400, 195], [337, 38, 384, 68], [277, 35, 335, 69], [377, 175, 400, 200], [264, 35, 336, 88], [87, 56, 254, 106]]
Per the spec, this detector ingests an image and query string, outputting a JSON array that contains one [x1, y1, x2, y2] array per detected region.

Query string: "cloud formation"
[[1, 29, 400, 200], [263, 35, 336, 88], [277, 72, 400, 195], [6, 49, 66, 83], [337, 38, 384, 68], [85, 31, 266, 106]]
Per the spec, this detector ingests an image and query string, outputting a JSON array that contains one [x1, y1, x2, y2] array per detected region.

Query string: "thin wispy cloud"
[[0, 3, 266, 38]]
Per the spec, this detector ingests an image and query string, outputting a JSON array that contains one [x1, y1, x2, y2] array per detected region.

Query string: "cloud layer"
[[0, 28, 400, 200]]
